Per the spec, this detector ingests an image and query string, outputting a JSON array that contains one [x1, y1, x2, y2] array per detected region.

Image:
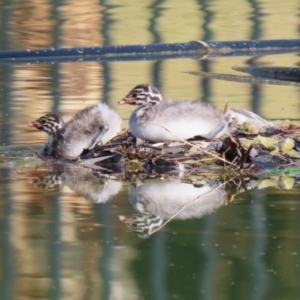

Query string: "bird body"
[[28, 103, 122, 160], [130, 100, 227, 142], [119, 84, 229, 142]]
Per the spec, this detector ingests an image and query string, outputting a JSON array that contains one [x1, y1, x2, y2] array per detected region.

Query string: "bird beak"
[[28, 121, 42, 129], [118, 97, 135, 105]]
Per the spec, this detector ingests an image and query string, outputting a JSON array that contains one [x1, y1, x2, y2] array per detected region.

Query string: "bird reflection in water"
[[119, 179, 232, 238], [31, 164, 122, 203]]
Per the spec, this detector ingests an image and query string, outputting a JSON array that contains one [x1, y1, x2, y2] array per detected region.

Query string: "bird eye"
[[132, 92, 137, 98], [41, 120, 46, 125]]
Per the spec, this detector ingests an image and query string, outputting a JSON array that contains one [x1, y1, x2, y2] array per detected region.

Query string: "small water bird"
[[28, 103, 122, 160], [118, 84, 229, 142]]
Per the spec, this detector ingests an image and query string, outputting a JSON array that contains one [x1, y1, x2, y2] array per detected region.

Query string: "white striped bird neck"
[[119, 84, 163, 107]]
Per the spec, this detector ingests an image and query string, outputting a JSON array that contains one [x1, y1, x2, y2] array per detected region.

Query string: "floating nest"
[[79, 119, 300, 177]]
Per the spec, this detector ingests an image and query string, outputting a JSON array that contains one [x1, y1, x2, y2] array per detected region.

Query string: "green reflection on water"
[[1, 174, 300, 299]]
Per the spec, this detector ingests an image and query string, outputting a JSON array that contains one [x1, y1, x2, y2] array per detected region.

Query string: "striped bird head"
[[28, 114, 64, 135], [118, 84, 163, 106], [118, 214, 163, 238]]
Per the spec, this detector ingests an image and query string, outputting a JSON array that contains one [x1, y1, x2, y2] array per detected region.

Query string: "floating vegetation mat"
[[74, 119, 300, 179], [7, 117, 300, 180]]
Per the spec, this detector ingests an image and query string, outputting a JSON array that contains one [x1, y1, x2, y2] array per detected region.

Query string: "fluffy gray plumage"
[[120, 84, 229, 142], [30, 103, 122, 160]]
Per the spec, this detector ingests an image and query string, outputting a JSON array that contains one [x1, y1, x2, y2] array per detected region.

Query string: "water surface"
[[0, 0, 300, 299]]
